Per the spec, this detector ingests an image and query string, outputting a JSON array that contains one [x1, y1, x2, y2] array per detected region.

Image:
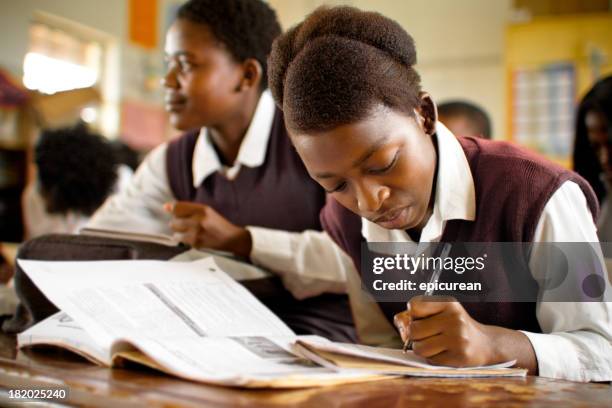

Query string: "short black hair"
[[438, 100, 492, 139], [111, 140, 141, 171], [35, 124, 118, 215], [177, 0, 281, 90], [268, 6, 422, 133], [573, 75, 612, 203]]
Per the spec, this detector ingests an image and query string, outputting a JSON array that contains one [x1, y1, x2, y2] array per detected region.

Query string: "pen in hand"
[[402, 243, 452, 353]]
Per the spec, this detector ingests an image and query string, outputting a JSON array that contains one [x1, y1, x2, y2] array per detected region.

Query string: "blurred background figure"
[[572, 75, 612, 242], [110, 139, 142, 173], [22, 123, 133, 238], [438, 100, 492, 139]]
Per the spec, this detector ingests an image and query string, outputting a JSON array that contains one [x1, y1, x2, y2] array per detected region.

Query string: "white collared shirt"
[[87, 91, 346, 299], [250, 122, 612, 381], [192, 91, 275, 183]]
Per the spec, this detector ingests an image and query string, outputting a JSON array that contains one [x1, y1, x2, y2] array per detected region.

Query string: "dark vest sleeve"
[[320, 197, 364, 270], [165, 130, 200, 201]]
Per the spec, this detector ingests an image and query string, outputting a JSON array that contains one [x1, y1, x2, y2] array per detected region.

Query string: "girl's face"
[[586, 110, 612, 182], [291, 105, 437, 231], [163, 19, 244, 131]]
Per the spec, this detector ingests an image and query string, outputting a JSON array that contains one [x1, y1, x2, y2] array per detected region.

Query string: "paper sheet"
[[297, 338, 517, 370]]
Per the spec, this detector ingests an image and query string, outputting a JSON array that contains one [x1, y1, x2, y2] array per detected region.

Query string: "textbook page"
[[18, 312, 109, 365], [171, 248, 271, 281], [17, 258, 294, 350]]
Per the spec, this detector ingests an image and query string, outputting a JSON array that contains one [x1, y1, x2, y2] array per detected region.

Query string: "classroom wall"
[[268, 0, 512, 139], [0, 0, 126, 76], [0, 0, 512, 140]]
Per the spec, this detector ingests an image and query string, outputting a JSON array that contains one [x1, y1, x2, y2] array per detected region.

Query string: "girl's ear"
[[236, 58, 263, 92], [415, 92, 438, 135]]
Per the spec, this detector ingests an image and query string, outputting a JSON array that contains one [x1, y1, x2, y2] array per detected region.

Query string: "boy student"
[[266, 6, 612, 381], [437, 100, 492, 139], [88, 0, 355, 341]]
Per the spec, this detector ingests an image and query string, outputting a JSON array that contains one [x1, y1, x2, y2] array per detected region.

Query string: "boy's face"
[[291, 105, 437, 231], [163, 19, 244, 131]]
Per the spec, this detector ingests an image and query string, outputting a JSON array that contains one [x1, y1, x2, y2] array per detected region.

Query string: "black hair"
[[437, 100, 492, 139], [268, 6, 422, 133], [35, 124, 118, 215], [111, 140, 141, 171], [177, 0, 281, 90], [572, 75, 612, 203]]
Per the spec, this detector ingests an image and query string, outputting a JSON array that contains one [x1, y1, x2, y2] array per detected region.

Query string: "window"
[[23, 22, 106, 128], [23, 22, 102, 95]]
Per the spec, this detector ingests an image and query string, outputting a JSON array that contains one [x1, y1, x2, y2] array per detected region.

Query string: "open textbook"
[[17, 258, 527, 388]]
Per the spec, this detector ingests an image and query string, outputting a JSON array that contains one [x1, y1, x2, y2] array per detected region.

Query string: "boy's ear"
[[415, 92, 438, 135], [237, 58, 263, 92]]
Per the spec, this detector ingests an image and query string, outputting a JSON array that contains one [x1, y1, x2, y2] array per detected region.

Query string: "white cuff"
[[246, 226, 348, 299], [520, 331, 584, 381], [247, 226, 294, 265]]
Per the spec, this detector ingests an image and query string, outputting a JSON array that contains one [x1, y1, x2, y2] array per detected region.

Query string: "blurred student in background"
[[23, 124, 132, 238], [572, 75, 612, 242], [438, 100, 492, 139]]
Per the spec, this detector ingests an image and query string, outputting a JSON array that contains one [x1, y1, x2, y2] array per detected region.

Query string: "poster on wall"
[[129, 0, 158, 49]]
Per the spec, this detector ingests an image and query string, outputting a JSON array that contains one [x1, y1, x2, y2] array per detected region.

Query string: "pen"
[[403, 243, 452, 353]]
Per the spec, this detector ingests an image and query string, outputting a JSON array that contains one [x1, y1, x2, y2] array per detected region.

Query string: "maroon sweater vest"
[[321, 136, 599, 333], [165, 110, 356, 342]]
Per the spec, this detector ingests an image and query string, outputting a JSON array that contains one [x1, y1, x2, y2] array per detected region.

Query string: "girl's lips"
[[166, 100, 187, 113], [375, 207, 404, 223], [375, 207, 409, 229], [165, 94, 188, 112]]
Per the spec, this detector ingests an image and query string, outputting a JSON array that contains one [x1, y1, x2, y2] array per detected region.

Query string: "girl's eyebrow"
[[315, 135, 389, 179]]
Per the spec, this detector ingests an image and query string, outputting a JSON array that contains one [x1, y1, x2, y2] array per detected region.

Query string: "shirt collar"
[[362, 121, 476, 243], [192, 90, 276, 186]]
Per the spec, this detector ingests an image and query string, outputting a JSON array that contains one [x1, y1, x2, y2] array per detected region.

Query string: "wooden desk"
[[0, 334, 609, 407]]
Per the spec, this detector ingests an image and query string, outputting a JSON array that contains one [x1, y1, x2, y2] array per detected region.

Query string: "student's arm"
[[165, 202, 349, 299], [247, 227, 349, 299], [522, 180, 612, 382], [86, 144, 174, 234]]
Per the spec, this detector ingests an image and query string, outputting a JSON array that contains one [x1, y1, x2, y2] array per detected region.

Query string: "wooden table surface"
[[0, 334, 609, 407]]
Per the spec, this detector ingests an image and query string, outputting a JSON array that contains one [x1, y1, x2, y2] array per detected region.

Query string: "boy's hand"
[[164, 201, 252, 258], [393, 295, 499, 367]]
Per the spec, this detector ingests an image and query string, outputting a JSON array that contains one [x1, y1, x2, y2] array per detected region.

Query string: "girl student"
[[266, 6, 612, 381], [88, 0, 355, 342], [573, 75, 612, 242]]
